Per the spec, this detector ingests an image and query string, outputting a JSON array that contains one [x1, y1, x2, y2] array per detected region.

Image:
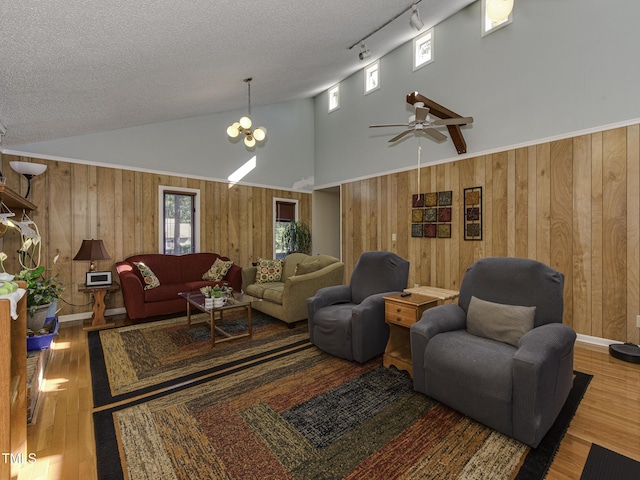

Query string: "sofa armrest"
[[410, 304, 467, 392], [241, 266, 257, 291], [116, 261, 146, 320], [224, 264, 243, 292], [512, 323, 577, 447], [282, 262, 345, 323]]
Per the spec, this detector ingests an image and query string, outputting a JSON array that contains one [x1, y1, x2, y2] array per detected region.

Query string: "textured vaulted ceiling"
[[0, 0, 474, 147]]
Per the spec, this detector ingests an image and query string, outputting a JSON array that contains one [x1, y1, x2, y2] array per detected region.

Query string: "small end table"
[[79, 282, 120, 331], [383, 292, 439, 377]]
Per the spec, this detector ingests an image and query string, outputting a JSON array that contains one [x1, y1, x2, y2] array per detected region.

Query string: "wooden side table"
[[403, 285, 460, 304], [383, 292, 439, 377], [79, 282, 120, 331]]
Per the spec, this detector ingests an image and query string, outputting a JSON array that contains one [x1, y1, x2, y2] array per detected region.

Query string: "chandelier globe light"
[[227, 78, 267, 148], [486, 0, 514, 23]]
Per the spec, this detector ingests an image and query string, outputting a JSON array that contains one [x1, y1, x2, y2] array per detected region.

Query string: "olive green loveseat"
[[241, 253, 344, 325]]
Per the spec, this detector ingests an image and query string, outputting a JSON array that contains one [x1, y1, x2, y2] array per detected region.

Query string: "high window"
[[273, 198, 298, 259], [328, 84, 340, 112], [364, 60, 380, 94], [413, 28, 435, 71], [159, 186, 200, 254], [481, 0, 513, 37]]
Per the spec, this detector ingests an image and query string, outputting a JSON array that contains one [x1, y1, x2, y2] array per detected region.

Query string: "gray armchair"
[[307, 251, 410, 363], [410, 257, 576, 448]]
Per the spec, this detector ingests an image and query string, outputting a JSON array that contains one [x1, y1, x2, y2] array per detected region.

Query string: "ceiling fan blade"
[[423, 128, 448, 142], [389, 130, 413, 142], [415, 106, 429, 123], [431, 116, 474, 126], [369, 123, 410, 128]]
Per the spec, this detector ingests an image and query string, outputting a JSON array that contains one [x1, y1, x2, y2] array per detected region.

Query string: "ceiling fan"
[[369, 92, 473, 154]]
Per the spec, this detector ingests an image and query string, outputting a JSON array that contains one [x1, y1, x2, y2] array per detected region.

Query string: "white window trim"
[[273, 197, 299, 256], [481, 0, 513, 37], [328, 84, 340, 112], [364, 60, 380, 95], [158, 185, 201, 254], [413, 28, 435, 71]]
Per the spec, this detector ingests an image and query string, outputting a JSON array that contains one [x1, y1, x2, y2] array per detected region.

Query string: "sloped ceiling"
[[0, 0, 474, 147]]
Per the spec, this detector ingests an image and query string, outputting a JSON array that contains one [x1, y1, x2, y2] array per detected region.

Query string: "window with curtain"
[[274, 199, 298, 259]]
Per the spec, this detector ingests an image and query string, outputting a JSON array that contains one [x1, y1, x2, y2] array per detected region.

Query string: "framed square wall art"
[[464, 186, 483, 241], [411, 190, 453, 240]]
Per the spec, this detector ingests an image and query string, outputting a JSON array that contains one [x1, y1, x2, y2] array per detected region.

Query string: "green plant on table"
[[201, 285, 224, 298]]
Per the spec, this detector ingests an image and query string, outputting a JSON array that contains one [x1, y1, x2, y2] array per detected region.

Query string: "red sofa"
[[116, 253, 242, 320]]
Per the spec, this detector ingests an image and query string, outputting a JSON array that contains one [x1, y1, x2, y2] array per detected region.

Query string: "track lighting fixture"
[[348, 0, 425, 53], [226, 78, 267, 149], [409, 4, 424, 31], [358, 42, 371, 61]]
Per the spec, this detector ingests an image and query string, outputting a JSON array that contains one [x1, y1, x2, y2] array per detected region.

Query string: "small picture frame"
[[464, 186, 483, 241], [424, 224, 437, 238], [86, 271, 113, 287]]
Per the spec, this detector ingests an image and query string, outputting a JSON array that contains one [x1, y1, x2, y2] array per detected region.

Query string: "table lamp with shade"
[[73, 239, 113, 286]]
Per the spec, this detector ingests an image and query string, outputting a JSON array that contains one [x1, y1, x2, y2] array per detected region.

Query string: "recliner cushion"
[[466, 296, 536, 347], [424, 330, 516, 436]]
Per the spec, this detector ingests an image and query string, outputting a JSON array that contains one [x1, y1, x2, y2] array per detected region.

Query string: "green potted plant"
[[281, 220, 312, 255], [15, 265, 65, 331], [200, 285, 225, 308]]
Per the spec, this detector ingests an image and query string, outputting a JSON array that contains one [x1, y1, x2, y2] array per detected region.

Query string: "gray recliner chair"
[[307, 251, 410, 363], [410, 257, 576, 448]]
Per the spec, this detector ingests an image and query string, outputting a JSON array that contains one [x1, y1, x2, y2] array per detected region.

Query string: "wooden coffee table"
[[179, 291, 252, 347]]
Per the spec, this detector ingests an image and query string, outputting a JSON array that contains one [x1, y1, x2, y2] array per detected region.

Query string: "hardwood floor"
[[14, 321, 640, 480]]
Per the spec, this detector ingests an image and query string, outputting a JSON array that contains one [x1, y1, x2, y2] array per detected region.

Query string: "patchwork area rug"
[[88, 312, 308, 407], [92, 337, 591, 480]]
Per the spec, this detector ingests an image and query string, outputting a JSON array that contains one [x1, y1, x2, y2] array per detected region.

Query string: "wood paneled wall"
[[342, 125, 640, 343], [0, 154, 311, 316]]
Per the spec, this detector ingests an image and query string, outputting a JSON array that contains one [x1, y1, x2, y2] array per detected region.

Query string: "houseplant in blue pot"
[[15, 264, 65, 332]]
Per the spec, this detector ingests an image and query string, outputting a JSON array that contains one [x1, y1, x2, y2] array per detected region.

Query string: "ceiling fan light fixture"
[[486, 0, 514, 23], [410, 4, 424, 31]]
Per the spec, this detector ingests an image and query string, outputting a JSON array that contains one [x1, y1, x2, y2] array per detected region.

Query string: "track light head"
[[410, 4, 424, 31], [358, 42, 371, 61]]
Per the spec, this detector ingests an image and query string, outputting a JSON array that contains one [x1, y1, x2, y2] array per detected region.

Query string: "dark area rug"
[[580, 444, 640, 480], [92, 340, 592, 480], [88, 312, 308, 407]]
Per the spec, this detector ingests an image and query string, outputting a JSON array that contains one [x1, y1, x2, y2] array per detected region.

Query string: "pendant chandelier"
[[226, 77, 267, 148]]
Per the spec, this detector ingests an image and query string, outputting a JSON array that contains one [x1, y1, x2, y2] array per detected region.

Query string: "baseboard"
[[58, 307, 127, 323], [576, 333, 620, 348], [55, 313, 628, 347]]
